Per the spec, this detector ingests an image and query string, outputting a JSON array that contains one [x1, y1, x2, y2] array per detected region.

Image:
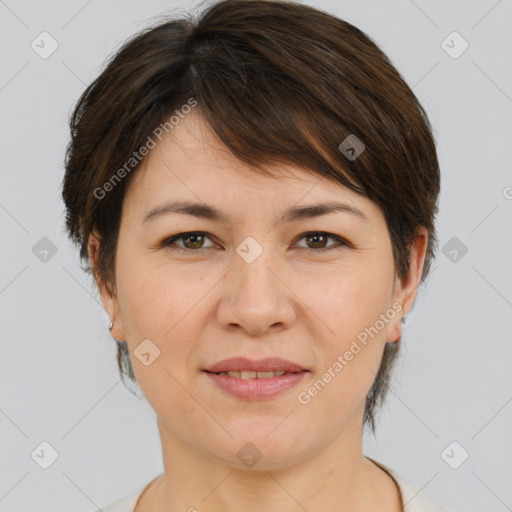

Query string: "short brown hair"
[[62, 0, 440, 433]]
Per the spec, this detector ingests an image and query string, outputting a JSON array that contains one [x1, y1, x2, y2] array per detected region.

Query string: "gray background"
[[1, 0, 511, 510]]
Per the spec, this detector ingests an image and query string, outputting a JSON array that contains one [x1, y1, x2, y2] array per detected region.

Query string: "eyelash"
[[161, 231, 349, 254]]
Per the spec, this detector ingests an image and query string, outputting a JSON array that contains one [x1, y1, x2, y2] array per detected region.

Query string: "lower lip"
[[203, 370, 309, 400]]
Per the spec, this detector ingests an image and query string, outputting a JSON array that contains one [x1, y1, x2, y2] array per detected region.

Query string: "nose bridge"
[[217, 234, 296, 335], [233, 235, 280, 306]]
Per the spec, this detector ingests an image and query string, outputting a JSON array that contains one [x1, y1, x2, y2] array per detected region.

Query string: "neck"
[[136, 410, 402, 512]]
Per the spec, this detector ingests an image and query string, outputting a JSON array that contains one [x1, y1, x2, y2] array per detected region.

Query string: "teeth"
[[217, 370, 287, 379]]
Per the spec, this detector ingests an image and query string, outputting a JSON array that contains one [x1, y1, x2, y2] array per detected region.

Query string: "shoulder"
[[368, 457, 453, 512], [90, 480, 152, 512], [91, 464, 454, 512]]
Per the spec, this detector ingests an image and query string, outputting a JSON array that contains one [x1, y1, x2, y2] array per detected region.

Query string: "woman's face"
[[92, 110, 426, 470]]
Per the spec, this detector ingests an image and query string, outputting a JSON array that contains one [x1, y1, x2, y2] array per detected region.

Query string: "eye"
[[294, 231, 347, 251], [161, 230, 348, 253], [162, 231, 216, 252]]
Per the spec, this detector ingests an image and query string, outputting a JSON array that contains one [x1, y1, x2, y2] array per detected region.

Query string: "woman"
[[62, 0, 450, 510]]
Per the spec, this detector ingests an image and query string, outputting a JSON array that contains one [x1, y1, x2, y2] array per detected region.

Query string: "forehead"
[[134, 110, 316, 187], [123, 110, 379, 223]]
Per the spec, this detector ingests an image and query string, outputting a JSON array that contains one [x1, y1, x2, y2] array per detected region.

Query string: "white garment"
[[95, 458, 451, 512]]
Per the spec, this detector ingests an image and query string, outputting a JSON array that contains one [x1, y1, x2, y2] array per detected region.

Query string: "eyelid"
[[161, 230, 350, 252], [162, 231, 218, 251], [294, 231, 349, 250]]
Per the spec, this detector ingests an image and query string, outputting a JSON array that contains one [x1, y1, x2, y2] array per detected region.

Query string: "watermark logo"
[[134, 338, 161, 366], [338, 134, 365, 161], [236, 236, 264, 264], [31, 441, 59, 469], [441, 236, 468, 263], [236, 441, 263, 468], [441, 31, 469, 60], [31, 32, 58, 59], [441, 441, 469, 469], [32, 237, 58, 263]]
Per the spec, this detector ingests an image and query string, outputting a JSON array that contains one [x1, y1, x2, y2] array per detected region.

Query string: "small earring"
[[109, 321, 114, 331]]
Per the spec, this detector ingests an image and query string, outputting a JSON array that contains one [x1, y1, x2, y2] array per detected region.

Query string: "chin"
[[201, 424, 314, 470]]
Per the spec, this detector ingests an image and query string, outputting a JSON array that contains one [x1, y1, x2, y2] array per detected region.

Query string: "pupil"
[[187, 234, 203, 248], [309, 233, 326, 248]]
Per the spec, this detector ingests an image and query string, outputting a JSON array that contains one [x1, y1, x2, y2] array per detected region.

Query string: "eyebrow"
[[141, 199, 370, 226]]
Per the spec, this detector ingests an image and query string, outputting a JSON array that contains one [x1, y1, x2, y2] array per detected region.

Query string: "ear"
[[387, 227, 429, 343], [87, 231, 126, 341]]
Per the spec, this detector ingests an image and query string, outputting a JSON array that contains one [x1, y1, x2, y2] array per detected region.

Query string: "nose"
[[215, 246, 297, 337]]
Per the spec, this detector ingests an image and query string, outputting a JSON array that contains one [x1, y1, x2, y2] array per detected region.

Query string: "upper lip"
[[204, 357, 309, 373]]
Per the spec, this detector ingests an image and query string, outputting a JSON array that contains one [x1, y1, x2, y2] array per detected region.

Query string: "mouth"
[[203, 369, 308, 379], [202, 357, 310, 400], [203, 356, 309, 374]]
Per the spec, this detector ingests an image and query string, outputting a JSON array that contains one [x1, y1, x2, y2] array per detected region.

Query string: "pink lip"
[[204, 356, 307, 373], [203, 370, 308, 400], [202, 357, 309, 400]]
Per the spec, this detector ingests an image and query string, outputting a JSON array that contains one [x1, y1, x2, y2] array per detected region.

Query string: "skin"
[[88, 109, 428, 511]]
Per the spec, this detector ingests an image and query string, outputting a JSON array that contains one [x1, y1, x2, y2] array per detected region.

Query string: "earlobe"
[[108, 319, 126, 342], [401, 228, 428, 316], [87, 231, 126, 341], [386, 313, 403, 344], [387, 229, 428, 343]]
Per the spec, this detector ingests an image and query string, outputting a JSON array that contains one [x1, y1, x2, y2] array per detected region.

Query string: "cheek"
[[306, 259, 394, 340], [116, 263, 210, 421], [302, 259, 394, 400], [116, 252, 207, 335]]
